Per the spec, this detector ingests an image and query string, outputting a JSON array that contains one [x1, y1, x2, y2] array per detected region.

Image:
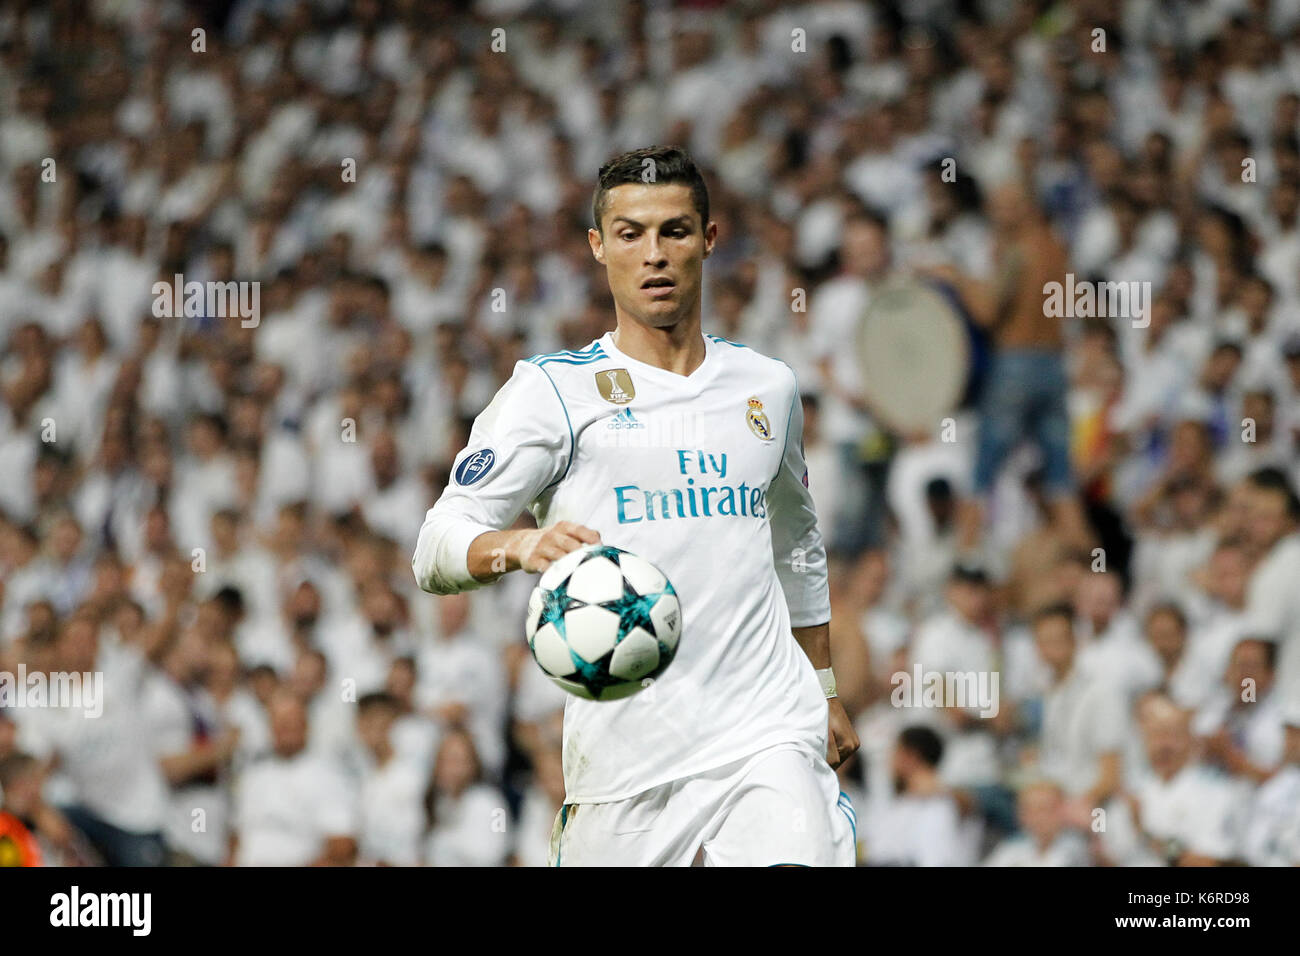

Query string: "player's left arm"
[[792, 622, 858, 769], [767, 370, 859, 769]]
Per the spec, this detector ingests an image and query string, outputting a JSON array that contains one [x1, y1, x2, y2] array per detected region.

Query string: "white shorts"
[[548, 744, 857, 867]]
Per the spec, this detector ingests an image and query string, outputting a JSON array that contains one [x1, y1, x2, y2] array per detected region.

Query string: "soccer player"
[[412, 145, 859, 866]]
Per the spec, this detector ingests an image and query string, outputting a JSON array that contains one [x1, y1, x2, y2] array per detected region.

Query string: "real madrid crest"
[[746, 396, 773, 441], [596, 368, 636, 404]]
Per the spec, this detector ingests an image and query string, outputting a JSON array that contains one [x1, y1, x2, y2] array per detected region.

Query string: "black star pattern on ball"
[[600, 575, 661, 639], [590, 545, 626, 565], [539, 579, 582, 637]]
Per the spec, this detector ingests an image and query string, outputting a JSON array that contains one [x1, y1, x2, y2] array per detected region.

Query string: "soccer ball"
[[525, 544, 682, 701]]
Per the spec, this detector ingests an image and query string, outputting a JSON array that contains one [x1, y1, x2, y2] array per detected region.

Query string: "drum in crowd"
[[856, 277, 973, 436]]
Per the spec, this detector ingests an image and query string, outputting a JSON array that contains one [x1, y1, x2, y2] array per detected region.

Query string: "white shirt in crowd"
[[910, 610, 999, 788], [17, 641, 169, 836], [1193, 689, 1286, 773], [319, 614, 418, 699], [422, 783, 510, 867], [218, 688, 273, 770], [232, 748, 359, 866], [357, 754, 427, 867], [983, 830, 1090, 867], [196, 543, 281, 629], [389, 713, 441, 777], [306, 689, 362, 768], [414, 629, 508, 776], [1104, 762, 1247, 866], [512, 653, 568, 727], [1243, 533, 1300, 707], [862, 792, 974, 867], [1037, 666, 1130, 798], [1076, 611, 1150, 696], [809, 275, 873, 447], [141, 673, 231, 864], [1241, 762, 1300, 866], [362, 475, 429, 556], [513, 783, 561, 869]]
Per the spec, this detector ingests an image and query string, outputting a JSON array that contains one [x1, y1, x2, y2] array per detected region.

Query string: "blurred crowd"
[[2, 0, 1300, 866]]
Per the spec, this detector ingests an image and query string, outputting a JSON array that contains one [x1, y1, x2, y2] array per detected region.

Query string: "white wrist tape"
[[816, 667, 837, 699]]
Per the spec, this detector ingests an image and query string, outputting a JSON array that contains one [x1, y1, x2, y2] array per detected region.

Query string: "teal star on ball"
[[602, 578, 663, 638], [539, 580, 578, 637]]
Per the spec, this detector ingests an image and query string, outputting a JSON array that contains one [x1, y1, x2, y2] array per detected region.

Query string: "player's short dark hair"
[[592, 145, 709, 233], [1247, 466, 1300, 520], [898, 726, 944, 768]]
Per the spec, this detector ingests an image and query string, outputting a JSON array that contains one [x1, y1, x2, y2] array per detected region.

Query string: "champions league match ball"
[[525, 544, 682, 701]]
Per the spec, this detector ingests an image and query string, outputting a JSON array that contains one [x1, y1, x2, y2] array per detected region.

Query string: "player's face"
[[589, 183, 716, 330]]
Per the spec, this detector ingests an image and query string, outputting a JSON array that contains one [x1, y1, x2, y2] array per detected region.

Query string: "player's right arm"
[[412, 360, 599, 594], [466, 522, 601, 580]]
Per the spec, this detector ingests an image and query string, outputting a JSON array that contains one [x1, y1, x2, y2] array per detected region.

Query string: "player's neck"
[[610, 313, 706, 377]]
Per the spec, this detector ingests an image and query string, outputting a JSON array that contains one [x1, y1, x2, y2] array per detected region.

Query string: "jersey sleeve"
[[412, 360, 570, 594], [766, 367, 831, 628]]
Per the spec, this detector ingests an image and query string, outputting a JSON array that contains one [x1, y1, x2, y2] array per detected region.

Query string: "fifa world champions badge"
[[597, 369, 636, 404], [746, 397, 773, 441]]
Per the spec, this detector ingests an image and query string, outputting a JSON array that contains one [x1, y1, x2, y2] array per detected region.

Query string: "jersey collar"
[[600, 329, 716, 383]]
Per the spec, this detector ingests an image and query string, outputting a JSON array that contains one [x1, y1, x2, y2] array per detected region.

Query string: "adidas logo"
[[606, 407, 645, 430]]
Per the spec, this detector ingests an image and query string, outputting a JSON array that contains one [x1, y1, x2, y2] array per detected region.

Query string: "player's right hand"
[[512, 521, 601, 573]]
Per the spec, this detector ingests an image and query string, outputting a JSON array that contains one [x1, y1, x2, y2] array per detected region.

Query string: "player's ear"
[[588, 227, 605, 264], [702, 219, 718, 259]]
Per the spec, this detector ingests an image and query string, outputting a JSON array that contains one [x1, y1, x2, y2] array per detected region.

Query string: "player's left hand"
[[825, 698, 859, 769]]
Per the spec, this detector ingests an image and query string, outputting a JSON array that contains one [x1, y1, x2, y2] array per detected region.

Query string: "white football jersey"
[[413, 330, 831, 802]]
